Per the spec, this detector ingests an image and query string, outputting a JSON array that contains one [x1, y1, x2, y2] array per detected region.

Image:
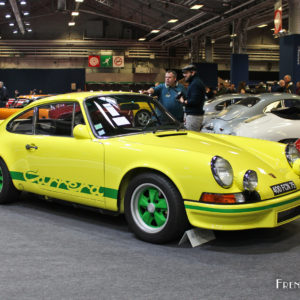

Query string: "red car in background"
[[1, 95, 53, 120], [6, 94, 51, 108]]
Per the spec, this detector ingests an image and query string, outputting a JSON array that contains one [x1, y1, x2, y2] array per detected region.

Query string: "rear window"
[[214, 98, 242, 111], [235, 97, 260, 107]]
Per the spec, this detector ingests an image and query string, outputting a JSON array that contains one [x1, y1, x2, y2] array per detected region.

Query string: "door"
[[6, 102, 105, 208]]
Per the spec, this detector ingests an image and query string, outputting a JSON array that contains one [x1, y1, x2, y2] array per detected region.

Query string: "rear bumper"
[[184, 191, 300, 230]]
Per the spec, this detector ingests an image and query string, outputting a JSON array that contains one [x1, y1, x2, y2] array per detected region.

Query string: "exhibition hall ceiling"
[[0, 0, 289, 46]]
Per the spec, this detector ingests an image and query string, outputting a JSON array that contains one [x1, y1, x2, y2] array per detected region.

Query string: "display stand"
[[178, 228, 215, 248]]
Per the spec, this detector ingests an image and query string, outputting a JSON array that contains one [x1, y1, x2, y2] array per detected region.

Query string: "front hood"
[[117, 130, 283, 163], [217, 105, 249, 121]]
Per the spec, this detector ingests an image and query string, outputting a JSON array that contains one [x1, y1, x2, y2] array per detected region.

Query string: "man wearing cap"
[[179, 64, 206, 131], [144, 70, 186, 122]]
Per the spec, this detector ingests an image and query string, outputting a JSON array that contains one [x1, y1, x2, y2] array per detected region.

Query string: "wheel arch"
[[117, 167, 182, 213], [278, 138, 297, 144]]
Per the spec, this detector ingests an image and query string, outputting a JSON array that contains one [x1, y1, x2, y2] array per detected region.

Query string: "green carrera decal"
[[10, 171, 118, 200]]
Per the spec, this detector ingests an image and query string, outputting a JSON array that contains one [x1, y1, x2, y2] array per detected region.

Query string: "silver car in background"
[[203, 93, 250, 125], [201, 93, 300, 135]]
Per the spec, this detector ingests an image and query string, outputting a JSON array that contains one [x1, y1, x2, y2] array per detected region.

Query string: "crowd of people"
[[212, 75, 300, 98]]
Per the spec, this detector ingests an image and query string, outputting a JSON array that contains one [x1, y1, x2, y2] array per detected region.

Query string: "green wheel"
[[0, 159, 20, 204], [125, 172, 189, 243]]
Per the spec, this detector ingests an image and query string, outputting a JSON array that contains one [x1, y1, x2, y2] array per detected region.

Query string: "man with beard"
[[179, 64, 206, 131]]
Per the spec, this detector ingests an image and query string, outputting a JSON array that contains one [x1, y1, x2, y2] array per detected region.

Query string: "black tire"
[[0, 159, 20, 204], [134, 110, 151, 126], [124, 172, 189, 244]]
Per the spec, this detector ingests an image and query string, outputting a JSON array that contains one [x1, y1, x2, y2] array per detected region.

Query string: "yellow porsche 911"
[[1, 91, 300, 244]]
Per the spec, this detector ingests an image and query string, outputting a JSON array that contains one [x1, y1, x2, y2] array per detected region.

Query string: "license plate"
[[271, 181, 297, 196]]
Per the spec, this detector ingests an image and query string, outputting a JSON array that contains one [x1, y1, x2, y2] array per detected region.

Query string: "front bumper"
[[184, 190, 300, 230]]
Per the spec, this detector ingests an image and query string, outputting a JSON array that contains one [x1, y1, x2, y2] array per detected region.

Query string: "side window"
[[215, 100, 231, 111], [264, 101, 281, 113], [283, 99, 300, 108], [35, 103, 83, 137], [6, 109, 34, 134]]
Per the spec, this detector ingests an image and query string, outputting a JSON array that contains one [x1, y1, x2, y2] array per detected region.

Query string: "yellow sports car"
[[1, 91, 300, 244]]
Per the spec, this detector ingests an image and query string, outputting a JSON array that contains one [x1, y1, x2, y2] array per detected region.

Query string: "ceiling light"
[[0, 1, 6, 6], [257, 24, 267, 28], [68, 22, 75, 26], [230, 33, 237, 37], [13, 30, 18, 34], [190, 4, 203, 10], [23, 11, 29, 16], [75, 0, 84, 2], [150, 29, 160, 33], [168, 19, 178, 23], [71, 11, 79, 16], [5, 14, 11, 18], [9, 23, 14, 26], [27, 28, 32, 32], [138, 37, 146, 41], [24, 22, 30, 26], [20, 1, 27, 5]]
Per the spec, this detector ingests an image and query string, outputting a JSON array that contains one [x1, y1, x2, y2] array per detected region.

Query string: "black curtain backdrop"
[[0, 69, 85, 97]]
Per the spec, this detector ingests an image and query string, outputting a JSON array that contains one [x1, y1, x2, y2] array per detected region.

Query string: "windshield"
[[84, 94, 180, 137], [235, 97, 260, 108]]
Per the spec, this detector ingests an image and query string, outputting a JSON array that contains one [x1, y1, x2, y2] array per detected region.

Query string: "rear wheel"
[[124, 172, 189, 243], [0, 160, 20, 204]]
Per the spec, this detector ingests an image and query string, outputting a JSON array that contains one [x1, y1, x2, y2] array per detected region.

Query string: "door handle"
[[25, 144, 38, 150]]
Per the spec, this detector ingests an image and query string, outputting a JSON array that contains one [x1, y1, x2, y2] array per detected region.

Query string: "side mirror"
[[73, 124, 91, 139]]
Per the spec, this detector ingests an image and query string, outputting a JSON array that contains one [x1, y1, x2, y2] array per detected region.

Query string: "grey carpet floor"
[[0, 193, 299, 300]]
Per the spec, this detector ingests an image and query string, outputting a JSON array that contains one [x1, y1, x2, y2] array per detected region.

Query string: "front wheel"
[[0, 159, 20, 204], [124, 173, 189, 243]]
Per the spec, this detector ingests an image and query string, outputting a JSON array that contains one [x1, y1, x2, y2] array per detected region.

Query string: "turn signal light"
[[200, 193, 245, 204]]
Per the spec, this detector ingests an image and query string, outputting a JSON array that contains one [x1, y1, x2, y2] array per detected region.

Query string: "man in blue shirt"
[[145, 70, 186, 122]]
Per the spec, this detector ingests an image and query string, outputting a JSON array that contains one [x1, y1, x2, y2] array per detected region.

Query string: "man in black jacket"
[[0, 81, 8, 107], [179, 64, 206, 131]]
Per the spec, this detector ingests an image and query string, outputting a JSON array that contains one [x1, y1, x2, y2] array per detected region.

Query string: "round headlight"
[[285, 143, 300, 166], [243, 170, 258, 191], [211, 156, 233, 188]]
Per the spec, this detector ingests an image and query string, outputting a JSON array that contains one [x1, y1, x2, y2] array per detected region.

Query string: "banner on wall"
[[88, 55, 100, 67], [113, 56, 124, 68], [274, 0, 282, 35], [101, 55, 113, 67]]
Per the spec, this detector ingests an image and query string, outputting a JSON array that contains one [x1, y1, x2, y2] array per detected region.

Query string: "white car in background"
[[203, 93, 249, 125], [232, 107, 300, 143], [201, 93, 300, 135]]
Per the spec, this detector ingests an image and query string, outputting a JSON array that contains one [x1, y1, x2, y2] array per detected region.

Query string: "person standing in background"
[[0, 81, 8, 108], [179, 64, 206, 131], [274, 80, 286, 92], [284, 75, 295, 93], [296, 81, 300, 95], [145, 70, 186, 122]]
